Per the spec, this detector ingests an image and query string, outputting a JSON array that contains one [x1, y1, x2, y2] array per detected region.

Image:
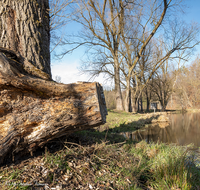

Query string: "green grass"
[[1, 141, 200, 189], [128, 141, 200, 189], [44, 148, 70, 171], [186, 109, 200, 113], [102, 109, 141, 129], [74, 110, 161, 144], [1, 110, 200, 189], [73, 110, 200, 189]]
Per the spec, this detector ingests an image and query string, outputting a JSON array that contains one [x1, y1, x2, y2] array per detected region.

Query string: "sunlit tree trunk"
[[0, 0, 51, 78], [124, 79, 131, 112], [131, 79, 137, 112], [114, 58, 124, 111]]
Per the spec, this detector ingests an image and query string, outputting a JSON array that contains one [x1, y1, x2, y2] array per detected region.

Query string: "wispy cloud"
[[51, 60, 111, 86]]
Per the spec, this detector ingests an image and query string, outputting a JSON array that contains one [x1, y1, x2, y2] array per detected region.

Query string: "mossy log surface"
[[0, 49, 107, 164]]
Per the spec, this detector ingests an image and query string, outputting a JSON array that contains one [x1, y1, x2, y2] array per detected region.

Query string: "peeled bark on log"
[[0, 50, 107, 164]]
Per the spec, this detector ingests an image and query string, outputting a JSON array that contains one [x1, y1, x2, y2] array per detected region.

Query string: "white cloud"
[[51, 60, 112, 86]]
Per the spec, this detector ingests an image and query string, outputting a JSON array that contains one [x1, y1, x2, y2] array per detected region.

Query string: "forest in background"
[[104, 56, 200, 111]]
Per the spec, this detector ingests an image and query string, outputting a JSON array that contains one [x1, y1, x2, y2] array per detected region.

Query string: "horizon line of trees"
[[104, 55, 200, 111]]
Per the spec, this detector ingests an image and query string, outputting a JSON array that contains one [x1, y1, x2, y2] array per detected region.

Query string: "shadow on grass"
[[72, 113, 162, 146], [1, 113, 200, 190], [99, 113, 160, 133], [1, 111, 166, 168]]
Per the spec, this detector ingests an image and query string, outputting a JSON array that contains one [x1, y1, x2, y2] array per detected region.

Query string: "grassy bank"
[[0, 110, 200, 189], [186, 109, 200, 113]]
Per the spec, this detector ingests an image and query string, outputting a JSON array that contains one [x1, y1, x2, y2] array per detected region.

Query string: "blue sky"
[[51, 0, 200, 85], [185, 0, 200, 23]]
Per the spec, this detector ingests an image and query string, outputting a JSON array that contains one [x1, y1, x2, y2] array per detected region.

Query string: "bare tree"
[[123, 16, 199, 112], [50, 0, 75, 53], [63, 0, 127, 110], [150, 62, 174, 111], [58, 0, 199, 113], [67, 0, 177, 111]]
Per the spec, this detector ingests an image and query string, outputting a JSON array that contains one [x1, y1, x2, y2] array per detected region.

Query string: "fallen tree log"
[[0, 50, 107, 164]]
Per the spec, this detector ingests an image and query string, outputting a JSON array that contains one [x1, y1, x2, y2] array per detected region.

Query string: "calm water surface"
[[123, 113, 200, 147]]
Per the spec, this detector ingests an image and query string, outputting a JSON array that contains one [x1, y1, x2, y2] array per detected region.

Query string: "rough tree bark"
[[0, 0, 51, 78], [0, 50, 107, 164], [0, 0, 107, 164]]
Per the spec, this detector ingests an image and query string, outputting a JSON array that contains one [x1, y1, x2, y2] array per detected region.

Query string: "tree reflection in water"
[[122, 113, 200, 147]]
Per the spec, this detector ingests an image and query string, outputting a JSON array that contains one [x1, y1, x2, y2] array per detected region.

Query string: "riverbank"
[[0, 110, 200, 189], [186, 109, 200, 113]]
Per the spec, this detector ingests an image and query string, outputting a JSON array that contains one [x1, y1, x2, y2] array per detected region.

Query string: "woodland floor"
[[0, 110, 200, 190]]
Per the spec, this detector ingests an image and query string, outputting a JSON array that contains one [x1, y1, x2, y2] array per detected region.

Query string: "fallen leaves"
[[0, 141, 133, 190]]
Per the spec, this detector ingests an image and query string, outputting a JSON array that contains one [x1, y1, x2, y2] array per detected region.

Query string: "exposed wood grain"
[[0, 51, 107, 165]]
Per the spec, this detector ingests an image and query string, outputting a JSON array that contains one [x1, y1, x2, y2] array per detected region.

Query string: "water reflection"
[[122, 113, 200, 147]]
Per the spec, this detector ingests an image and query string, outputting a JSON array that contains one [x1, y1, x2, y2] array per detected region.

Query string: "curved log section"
[[0, 49, 107, 164]]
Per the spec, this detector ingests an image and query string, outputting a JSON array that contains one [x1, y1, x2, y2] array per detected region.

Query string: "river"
[[122, 112, 200, 147]]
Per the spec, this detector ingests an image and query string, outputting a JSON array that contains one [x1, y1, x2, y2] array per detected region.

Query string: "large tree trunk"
[[0, 1, 107, 164], [0, 51, 107, 164], [0, 0, 51, 78]]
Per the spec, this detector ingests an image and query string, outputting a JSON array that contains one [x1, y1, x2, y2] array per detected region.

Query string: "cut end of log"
[[0, 46, 107, 164], [96, 82, 107, 123], [0, 77, 107, 164]]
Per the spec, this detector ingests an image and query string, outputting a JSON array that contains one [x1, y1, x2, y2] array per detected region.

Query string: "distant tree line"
[[176, 56, 200, 109], [104, 56, 200, 111]]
